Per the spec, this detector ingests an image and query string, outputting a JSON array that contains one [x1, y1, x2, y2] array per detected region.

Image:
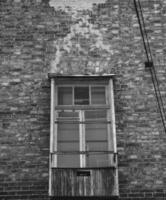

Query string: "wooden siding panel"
[[51, 168, 115, 197]]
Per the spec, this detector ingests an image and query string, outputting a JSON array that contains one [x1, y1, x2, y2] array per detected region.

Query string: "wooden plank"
[[79, 111, 86, 168], [48, 73, 115, 80], [51, 168, 115, 197], [55, 105, 110, 110], [109, 79, 117, 154], [53, 78, 110, 86], [52, 92, 58, 168], [109, 79, 119, 196], [89, 86, 92, 105], [107, 109, 113, 166], [49, 78, 55, 196]]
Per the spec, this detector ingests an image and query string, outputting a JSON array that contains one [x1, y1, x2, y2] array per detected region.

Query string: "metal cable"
[[133, 0, 150, 62], [133, 0, 166, 133], [137, 0, 166, 130], [137, 0, 166, 120]]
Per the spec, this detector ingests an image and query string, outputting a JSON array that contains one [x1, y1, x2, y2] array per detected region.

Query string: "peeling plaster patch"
[[50, 12, 114, 73], [49, 0, 106, 10], [49, 0, 114, 74]]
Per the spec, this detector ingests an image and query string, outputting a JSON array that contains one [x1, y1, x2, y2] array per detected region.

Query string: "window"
[[49, 75, 117, 169]]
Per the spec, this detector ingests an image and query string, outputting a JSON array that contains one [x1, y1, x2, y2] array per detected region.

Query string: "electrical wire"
[[133, 0, 150, 61], [133, 0, 166, 133], [136, 0, 166, 132], [137, 0, 152, 61], [137, 0, 166, 121], [137, 0, 166, 132], [137, 0, 166, 124]]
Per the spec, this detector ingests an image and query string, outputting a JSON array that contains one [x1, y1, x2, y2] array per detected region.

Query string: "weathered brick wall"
[[112, 1, 166, 199], [0, 0, 70, 199], [1, 0, 166, 199]]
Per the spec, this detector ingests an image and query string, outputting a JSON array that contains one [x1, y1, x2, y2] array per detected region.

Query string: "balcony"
[[50, 152, 118, 197], [51, 167, 117, 197]]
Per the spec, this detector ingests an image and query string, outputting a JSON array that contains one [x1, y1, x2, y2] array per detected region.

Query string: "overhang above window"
[[48, 73, 116, 84]]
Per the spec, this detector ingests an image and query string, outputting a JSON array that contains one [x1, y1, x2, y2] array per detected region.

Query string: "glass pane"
[[58, 111, 79, 141], [57, 111, 79, 167], [86, 124, 107, 141], [59, 111, 78, 119], [91, 86, 106, 105], [58, 142, 79, 151], [85, 109, 109, 167], [86, 123, 108, 167], [58, 123, 79, 141], [58, 87, 72, 105], [87, 154, 109, 167], [85, 110, 108, 144], [74, 87, 89, 105], [58, 155, 80, 168], [86, 141, 108, 151], [85, 110, 107, 120]]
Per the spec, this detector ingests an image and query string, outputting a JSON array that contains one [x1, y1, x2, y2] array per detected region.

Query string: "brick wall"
[[0, 0, 69, 199], [0, 0, 166, 199]]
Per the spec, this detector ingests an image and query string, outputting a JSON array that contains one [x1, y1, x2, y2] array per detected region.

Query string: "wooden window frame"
[[48, 75, 118, 196]]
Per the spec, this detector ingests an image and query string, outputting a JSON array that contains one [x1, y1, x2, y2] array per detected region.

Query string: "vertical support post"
[[106, 84, 112, 165], [107, 107, 112, 166], [53, 85, 58, 167], [109, 78, 119, 196], [49, 78, 55, 196], [89, 86, 92, 105], [79, 111, 86, 168]]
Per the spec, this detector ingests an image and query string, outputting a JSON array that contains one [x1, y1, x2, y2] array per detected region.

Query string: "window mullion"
[[79, 110, 86, 168], [52, 86, 58, 168], [106, 85, 109, 105], [109, 79, 117, 154], [49, 78, 55, 196], [53, 111, 58, 167], [89, 86, 91, 105], [72, 86, 74, 105], [52, 85, 57, 168], [107, 110, 112, 166]]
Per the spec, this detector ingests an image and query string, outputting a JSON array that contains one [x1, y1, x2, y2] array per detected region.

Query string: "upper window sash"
[[57, 85, 107, 106]]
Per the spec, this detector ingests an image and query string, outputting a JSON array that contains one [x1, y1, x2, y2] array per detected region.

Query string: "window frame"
[[49, 75, 117, 195], [54, 84, 112, 168]]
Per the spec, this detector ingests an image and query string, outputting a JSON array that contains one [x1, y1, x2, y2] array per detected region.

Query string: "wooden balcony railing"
[[50, 152, 118, 197], [51, 167, 116, 197]]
